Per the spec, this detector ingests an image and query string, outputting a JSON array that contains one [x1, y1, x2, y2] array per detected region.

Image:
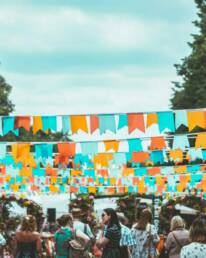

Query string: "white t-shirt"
[[180, 242, 206, 258]]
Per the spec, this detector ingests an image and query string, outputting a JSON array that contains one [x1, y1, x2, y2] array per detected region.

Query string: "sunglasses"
[[102, 213, 106, 218]]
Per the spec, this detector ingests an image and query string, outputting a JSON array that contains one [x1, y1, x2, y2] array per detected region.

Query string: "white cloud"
[[0, 5, 194, 54], [3, 67, 176, 115]]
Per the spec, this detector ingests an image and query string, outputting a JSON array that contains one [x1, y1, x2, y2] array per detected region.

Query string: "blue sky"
[[0, 0, 197, 115]]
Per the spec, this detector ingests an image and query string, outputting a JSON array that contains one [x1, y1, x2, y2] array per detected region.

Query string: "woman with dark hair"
[[13, 215, 42, 258], [131, 208, 159, 258], [180, 217, 206, 258], [96, 208, 121, 258]]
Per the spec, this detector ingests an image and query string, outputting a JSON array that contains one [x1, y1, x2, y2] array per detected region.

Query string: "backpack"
[[63, 230, 91, 258]]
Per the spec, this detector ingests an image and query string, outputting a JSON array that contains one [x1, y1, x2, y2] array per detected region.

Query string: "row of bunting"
[[1, 142, 206, 169], [1, 109, 206, 137], [0, 172, 206, 194], [1, 163, 206, 178]]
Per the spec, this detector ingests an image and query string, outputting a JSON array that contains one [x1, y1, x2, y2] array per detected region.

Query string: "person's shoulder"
[[181, 242, 197, 252], [32, 231, 41, 238]]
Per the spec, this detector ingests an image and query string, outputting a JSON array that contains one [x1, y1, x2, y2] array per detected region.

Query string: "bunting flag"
[[62, 116, 71, 134], [187, 111, 206, 132], [99, 114, 116, 134], [2, 108, 206, 194], [146, 113, 158, 128], [150, 136, 166, 150], [90, 115, 99, 133], [0, 108, 206, 137], [71, 115, 88, 133], [128, 113, 145, 133], [157, 111, 175, 132], [15, 116, 31, 131], [33, 116, 43, 134], [118, 114, 128, 130]]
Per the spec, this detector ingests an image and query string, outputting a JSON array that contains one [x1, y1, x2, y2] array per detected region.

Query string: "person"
[[0, 231, 6, 256], [96, 208, 121, 258], [180, 217, 206, 258], [165, 216, 189, 258], [13, 215, 42, 258], [131, 208, 159, 258], [72, 208, 94, 239], [54, 214, 89, 258], [117, 213, 136, 258]]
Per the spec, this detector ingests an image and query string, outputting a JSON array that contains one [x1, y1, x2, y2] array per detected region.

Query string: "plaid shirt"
[[120, 224, 136, 247]]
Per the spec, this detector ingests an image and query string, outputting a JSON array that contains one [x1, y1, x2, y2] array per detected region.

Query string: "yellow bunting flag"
[[104, 140, 119, 152], [71, 115, 88, 133], [93, 153, 113, 168], [19, 167, 32, 177], [88, 186, 96, 193], [169, 149, 183, 163], [174, 165, 187, 174], [195, 133, 206, 149], [122, 168, 134, 176], [33, 116, 43, 134], [146, 113, 158, 128], [187, 111, 206, 131]]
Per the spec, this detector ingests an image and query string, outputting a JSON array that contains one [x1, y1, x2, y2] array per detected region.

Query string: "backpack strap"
[[84, 223, 88, 236], [172, 232, 182, 249]]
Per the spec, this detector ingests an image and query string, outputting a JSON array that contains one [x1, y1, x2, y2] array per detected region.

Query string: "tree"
[[0, 75, 15, 115], [171, 0, 206, 109]]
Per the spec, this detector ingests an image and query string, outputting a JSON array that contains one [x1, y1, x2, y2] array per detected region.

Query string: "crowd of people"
[[0, 207, 206, 258]]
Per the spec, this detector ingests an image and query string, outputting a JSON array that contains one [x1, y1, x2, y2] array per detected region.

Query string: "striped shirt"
[[120, 224, 136, 247]]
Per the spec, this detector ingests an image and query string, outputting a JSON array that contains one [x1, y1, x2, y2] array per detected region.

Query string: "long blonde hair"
[[170, 216, 185, 231], [21, 215, 37, 232]]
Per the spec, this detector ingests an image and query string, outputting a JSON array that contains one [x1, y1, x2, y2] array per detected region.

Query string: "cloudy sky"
[[0, 0, 197, 115]]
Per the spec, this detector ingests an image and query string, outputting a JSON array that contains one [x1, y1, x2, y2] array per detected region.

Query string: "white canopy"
[[175, 204, 198, 215]]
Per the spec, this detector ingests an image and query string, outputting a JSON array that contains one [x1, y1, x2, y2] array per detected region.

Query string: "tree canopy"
[[171, 0, 206, 109], [0, 75, 15, 115]]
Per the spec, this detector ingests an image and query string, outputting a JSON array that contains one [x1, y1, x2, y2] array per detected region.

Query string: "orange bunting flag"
[[128, 114, 145, 133], [33, 116, 43, 134], [45, 166, 57, 176], [0, 165, 6, 176], [107, 187, 116, 194], [71, 115, 88, 133], [150, 136, 166, 150], [15, 116, 31, 131], [104, 140, 119, 152], [70, 186, 78, 193], [148, 167, 161, 176], [58, 143, 76, 157], [97, 169, 109, 177], [195, 133, 206, 149], [90, 115, 99, 133], [187, 111, 206, 131], [146, 113, 158, 128], [132, 152, 150, 163], [133, 177, 139, 185]]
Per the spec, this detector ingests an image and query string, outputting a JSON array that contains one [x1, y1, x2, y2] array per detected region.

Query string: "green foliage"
[[0, 128, 70, 142], [159, 195, 206, 233], [0, 75, 15, 115], [171, 0, 206, 109]]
